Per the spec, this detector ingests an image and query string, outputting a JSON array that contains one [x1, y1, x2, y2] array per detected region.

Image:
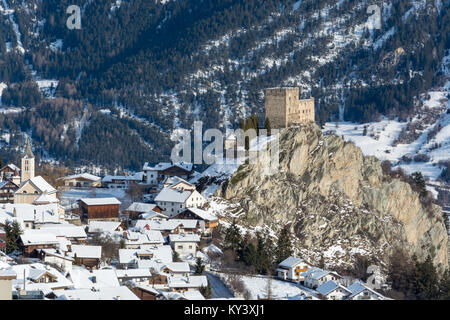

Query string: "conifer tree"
[[276, 226, 293, 264], [224, 220, 242, 252], [243, 242, 257, 267], [414, 255, 439, 299], [195, 257, 205, 274], [200, 283, 212, 299], [3, 220, 22, 253], [439, 270, 450, 300]]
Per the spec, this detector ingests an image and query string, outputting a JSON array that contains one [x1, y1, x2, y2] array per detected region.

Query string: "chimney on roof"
[[13, 208, 17, 217]]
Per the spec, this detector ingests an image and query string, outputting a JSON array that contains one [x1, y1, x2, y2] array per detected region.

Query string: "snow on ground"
[[60, 188, 127, 207], [0, 82, 7, 105], [323, 82, 450, 180], [203, 244, 223, 256], [239, 275, 317, 300], [0, 0, 25, 54], [49, 39, 63, 52], [35, 80, 59, 98]]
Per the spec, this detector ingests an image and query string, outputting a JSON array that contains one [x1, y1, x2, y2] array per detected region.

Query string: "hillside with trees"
[[0, 0, 449, 170]]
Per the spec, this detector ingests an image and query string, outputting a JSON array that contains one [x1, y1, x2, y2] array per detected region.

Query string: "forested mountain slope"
[[0, 0, 449, 170]]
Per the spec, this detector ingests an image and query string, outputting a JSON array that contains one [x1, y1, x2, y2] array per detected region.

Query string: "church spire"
[[23, 137, 34, 158]]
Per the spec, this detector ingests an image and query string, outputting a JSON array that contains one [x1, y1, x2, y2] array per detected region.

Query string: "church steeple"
[[21, 137, 35, 184], [23, 138, 34, 159]]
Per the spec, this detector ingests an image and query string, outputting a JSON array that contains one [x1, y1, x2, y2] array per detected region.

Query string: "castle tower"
[[265, 87, 315, 128], [21, 138, 35, 183]]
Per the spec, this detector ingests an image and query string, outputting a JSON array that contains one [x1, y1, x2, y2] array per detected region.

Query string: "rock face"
[[218, 124, 448, 270]]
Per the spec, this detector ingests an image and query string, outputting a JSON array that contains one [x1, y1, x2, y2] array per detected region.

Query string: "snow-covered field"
[[238, 275, 317, 300], [60, 188, 128, 207], [323, 82, 450, 181]]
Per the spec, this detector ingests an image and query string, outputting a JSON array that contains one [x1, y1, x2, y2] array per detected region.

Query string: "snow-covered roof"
[[347, 281, 387, 299], [169, 233, 200, 243], [20, 229, 59, 245], [102, 172, 144, 183], [33, 192, 59, 204], [67, 267, 119, 289], [136, 284, 161, 296], [0, 203, 59, 226], [302, 267, 339, 280], [168, 275, 207, 289], [27, 176, 57, 194], [54, 286, 138, 300], [279, 256, 306, 269], [126, 202, 160, 213], [316, 280, 351, 297], [177, 208, 217, 221], [40, 224, 87, 239], [0, 269, 16, 278], [124, 230, 164, 245], [163, 176, 194, 189], [139, 211, 168, 220], [61, 173, 101, 182], [143, 162, 193, 172], [0, 163, 20, 172], [119, 246, 172, 265], [88, 221, 122, 233], [79, 197, 121, 206], [155, 187, 193, 203], [163, 262, 190, 273], [142, 230, 165, 243], [69, 245, 102, 259], [161, 290, 205, 300], [135, 219, 180, 231], [170, 219, 199, 229], [115, 269, 152, 279], [10, 263, 73, 292], [38, 248, 74, 262]]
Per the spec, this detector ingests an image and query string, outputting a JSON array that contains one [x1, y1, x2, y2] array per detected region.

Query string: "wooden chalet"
[[78, 198, 121, 222]]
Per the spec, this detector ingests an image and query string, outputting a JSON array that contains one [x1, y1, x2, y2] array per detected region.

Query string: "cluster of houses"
[[0, 139, 390, 301], [0, 140, 220, 300], [276, 257, 389, 300], [57, 162, 195, 191], [0, 203, 219, 300]]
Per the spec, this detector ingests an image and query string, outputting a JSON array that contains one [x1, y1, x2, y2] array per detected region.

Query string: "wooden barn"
[[78, 198, 121, 222]]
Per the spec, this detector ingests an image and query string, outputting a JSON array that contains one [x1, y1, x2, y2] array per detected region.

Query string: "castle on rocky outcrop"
[[265, 87, 315, 128]]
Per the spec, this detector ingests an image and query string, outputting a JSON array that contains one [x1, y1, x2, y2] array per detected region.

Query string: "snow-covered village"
[[0, 0, 449, 311], [1, 84, 449, 302], [0, 135, 391, 301]]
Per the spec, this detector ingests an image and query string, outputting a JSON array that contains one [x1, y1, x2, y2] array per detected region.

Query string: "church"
[[12, 139, 60, 206]]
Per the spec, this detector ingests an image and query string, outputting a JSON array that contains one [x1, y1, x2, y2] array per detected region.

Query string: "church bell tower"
[[21, 138, 35, 183]]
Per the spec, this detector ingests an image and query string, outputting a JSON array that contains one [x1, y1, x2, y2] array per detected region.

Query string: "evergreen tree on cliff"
[[276, 226, 293, 263]]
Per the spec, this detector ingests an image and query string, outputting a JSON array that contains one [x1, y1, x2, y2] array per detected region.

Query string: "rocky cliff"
[[217, 124, 448, 270]]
